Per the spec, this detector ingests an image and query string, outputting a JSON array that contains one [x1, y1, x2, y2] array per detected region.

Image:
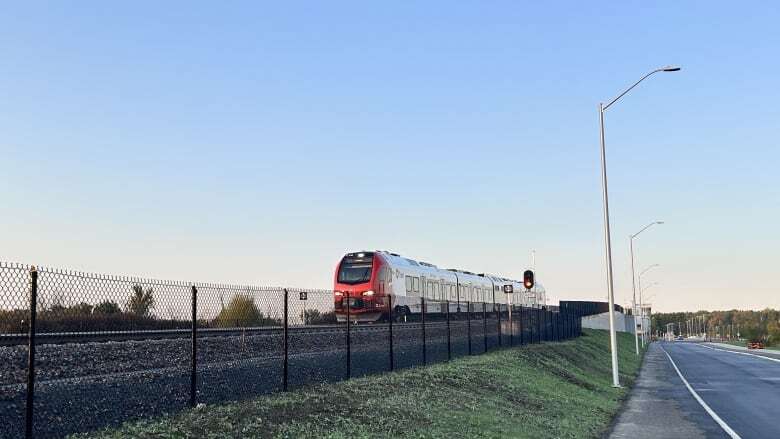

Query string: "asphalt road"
[[611, 341, 780, 439]]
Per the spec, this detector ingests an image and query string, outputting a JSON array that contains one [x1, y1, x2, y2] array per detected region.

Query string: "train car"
[[333, 250, 545, 323]]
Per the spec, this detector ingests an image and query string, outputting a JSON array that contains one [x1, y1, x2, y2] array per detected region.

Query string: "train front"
[[333, 251, 388, 323]]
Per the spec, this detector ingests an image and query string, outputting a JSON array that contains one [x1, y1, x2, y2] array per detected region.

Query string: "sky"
[[1, 1, 778, 313]]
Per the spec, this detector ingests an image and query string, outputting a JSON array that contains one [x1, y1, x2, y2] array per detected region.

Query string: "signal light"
[[523, 270, 534, 290]]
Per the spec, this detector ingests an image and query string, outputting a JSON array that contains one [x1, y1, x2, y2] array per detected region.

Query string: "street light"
[[629, 221, 664, 355], [598, 66, 680, 387], [638, 266, 660, 346]]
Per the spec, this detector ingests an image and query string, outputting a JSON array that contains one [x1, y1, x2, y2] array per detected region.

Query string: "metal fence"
[[0, 262, 586, 439]]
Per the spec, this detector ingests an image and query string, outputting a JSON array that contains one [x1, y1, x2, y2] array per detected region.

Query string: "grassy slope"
[[74, 330, 644, 439]]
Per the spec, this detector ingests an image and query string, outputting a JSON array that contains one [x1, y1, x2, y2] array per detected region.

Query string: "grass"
[[72, 329, 645, 439]]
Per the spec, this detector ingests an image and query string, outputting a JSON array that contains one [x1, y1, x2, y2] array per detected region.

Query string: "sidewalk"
[[607, 343, 727, 439]]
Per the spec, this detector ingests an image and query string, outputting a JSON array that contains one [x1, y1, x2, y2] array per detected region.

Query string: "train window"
[[405, 276, 412, 293], [413, 277, 420, 294]]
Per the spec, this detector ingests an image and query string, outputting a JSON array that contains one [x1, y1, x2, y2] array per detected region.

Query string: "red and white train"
[[333, 251, 546, 323]]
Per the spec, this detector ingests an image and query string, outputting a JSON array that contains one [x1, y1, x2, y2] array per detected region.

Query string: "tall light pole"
[[638, 265, 660, 346], [629, 221, 664, 355], [599, 66, 680, 387]]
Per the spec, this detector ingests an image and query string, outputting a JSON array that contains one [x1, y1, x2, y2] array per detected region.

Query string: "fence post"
[[190, 285, 198, 407], [546, 309, 551, 341], [421, 297, 426, 365], [483, 302, 488, 353], [388, 294, 394, 371], [536, 308, 541, 343], [544, 308, 549, 341], [467, 301, 472, 355], [508, 304, 513, 347], [346, 291, 351, 379], [283, 288, 289, 391], [26, 267, 38, 439], [496, 302, 501, 347], [446, 300, 451, 361], [518, 306, 523, 345]]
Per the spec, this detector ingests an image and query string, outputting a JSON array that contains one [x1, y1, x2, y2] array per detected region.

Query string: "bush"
[[301, 309, 337, 325], [94, 301, 121, 314], [213, 295, 281, 327], [127, 285, 155, 317]]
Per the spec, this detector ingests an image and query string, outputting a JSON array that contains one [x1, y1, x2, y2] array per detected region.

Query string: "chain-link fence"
[[0, 263, 586, 439]]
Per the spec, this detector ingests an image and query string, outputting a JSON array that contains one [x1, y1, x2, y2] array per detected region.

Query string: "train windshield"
[[337, 253, 374, 284]]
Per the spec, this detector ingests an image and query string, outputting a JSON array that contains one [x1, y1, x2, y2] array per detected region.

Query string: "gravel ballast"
[[1, 320, 503, 438]]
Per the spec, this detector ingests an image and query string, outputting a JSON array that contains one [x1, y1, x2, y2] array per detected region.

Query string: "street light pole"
[[629, 221, 663, 355], [598, 102, 621, 387], [638, 264, 659, 347], [598, 65, 680, 388]]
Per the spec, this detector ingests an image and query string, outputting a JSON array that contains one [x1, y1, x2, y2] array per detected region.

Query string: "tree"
[[94, 300, 121, 315], [213, 294, 281, 327], [127, 285, 155, 317]]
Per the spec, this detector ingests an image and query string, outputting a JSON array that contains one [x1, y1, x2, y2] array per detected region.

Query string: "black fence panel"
[[0, 263, 30, 439], [423, 300, 449, 364], [391, 296, 424, 370], [30, 268, 192, 439], [195, 284, 284, 404], [0, 261, 588, 439], [286, 289, 351, 387], [448, 302, 471, 358]]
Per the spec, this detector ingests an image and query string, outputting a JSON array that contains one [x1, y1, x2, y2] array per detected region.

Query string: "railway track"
[[0, 320, 475, 346]]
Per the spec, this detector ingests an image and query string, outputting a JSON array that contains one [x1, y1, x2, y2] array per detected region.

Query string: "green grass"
[[72, 330, 645, 439]]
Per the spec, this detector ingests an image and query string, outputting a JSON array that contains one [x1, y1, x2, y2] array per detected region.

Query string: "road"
[[611, 341, 780, 439]]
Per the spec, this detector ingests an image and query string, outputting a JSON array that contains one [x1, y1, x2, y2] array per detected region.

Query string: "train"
[[333, 251, 546, 323]]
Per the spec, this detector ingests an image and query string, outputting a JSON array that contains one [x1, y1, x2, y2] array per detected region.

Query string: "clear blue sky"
[[1, 1, 778, 312]]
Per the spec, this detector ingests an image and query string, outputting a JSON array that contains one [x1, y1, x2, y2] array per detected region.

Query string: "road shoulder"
[[608, 343, 727, 439]]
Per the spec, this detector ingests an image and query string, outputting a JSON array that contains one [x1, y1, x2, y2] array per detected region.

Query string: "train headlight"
[[335, 291, 343, 296], [362, 290, 374, 296]]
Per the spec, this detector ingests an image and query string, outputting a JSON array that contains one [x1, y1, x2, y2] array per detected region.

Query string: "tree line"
[[652, 308, 780, 345], [1, 285, 336, 334]]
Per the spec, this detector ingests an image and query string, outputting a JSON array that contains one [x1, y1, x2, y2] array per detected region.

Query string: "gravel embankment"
[[1, 320, 502, 439]]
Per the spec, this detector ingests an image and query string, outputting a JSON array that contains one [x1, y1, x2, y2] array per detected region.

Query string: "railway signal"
[[524, 270, 534, 290]]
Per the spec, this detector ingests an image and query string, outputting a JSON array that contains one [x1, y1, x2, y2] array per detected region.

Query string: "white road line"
[[698, 344, 780, 364], [660, 345, 742, 439]]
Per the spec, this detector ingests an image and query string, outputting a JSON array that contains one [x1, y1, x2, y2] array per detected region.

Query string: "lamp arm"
[[603, 69, 663, 111]]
